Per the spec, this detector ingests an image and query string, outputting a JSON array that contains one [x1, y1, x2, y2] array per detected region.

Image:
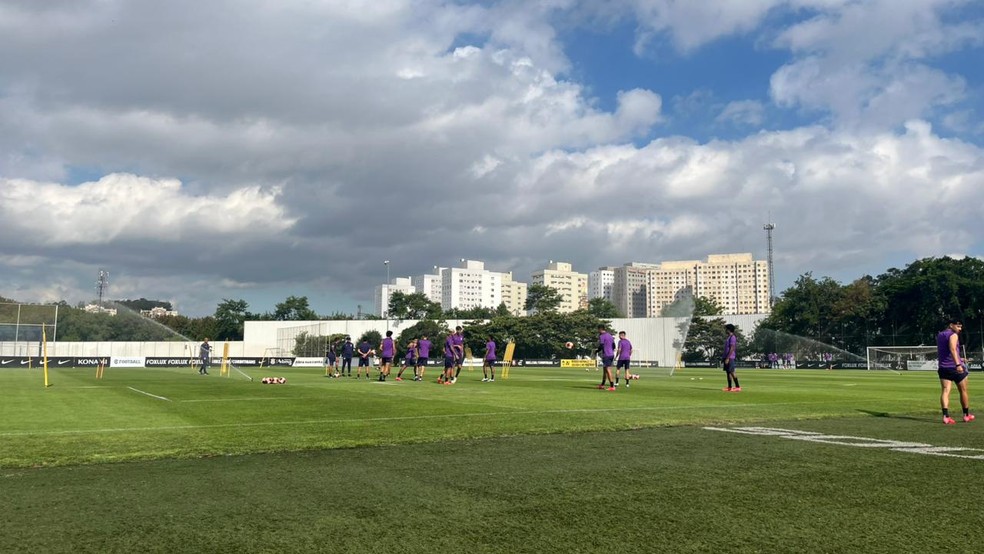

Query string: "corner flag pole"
[[221, 342, 231, 377], [42, 323, 51, 388]]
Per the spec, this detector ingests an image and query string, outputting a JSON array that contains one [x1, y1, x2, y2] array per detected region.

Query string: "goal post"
[[866, 346, 938, 371]]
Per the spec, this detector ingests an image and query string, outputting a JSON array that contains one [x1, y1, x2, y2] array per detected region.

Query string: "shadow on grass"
[[857, 409, 925, 422]]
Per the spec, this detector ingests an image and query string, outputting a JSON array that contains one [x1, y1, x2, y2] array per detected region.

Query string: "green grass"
[[2, 366, 982, 552]]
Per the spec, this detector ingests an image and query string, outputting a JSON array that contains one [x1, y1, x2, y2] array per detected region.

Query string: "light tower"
[[96, 269, 109, 306], [763, 223, 776, 309]]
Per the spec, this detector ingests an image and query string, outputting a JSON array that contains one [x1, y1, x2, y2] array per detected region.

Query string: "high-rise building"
[[588, 267, 616, 304], [612, 263, 657, 318], [647, 253, 770, 316], [374, 277, 416, 317], [499, 271, 528, 316], [441, 260, 501, 311], [531, 261, 587, 313], [412, 271, 443, 305]]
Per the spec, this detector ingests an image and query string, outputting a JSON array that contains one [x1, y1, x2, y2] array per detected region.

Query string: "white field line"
[[127, 387, 171, 402], [0, 400, 859, 438], [179, 397, 302, 403]]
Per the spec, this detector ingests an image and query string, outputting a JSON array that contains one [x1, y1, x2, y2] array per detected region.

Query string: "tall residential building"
[[441, 259, 502, 311], [612, 263, 657, 318], [374, 277, 416, 317], [499, 271, 528, 316], [588, 267, 616, 304], [647, 253, 770, 316], [531, 261, 587, 313], [412, 271, 443, 304]]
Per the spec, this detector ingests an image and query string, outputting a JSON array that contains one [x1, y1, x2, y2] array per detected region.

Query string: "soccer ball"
[[564, 341, 574, 349], [261, 377, 287, 384], [630, 374, 640, 380]]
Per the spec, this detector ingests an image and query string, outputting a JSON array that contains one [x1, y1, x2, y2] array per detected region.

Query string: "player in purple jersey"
[[440, 330, 456, 385], [937, 319, 974, 424], [416, 335, 431, 381], [482, 336, 497, 382], [396, 339, 417, 382], [378, 330, 395, 381], [614, 331, 632, 387], [451, 326, 465, 383], [595, 325, 616, 391], [722, 324, 740, 391]]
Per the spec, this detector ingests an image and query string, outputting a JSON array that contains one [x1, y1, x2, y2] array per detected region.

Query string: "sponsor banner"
[[906, 360, 936, 371], [0, 357, 43, 367], [292, 357, 325, 367], [227, 357, 264, 367], [146, 357, 195, 367], [112, 356, 146, 368], [516, 359, 561, 366], [76, 357, 107, 367], [264, 357, 297, 367], [561, 359, 596, 368]]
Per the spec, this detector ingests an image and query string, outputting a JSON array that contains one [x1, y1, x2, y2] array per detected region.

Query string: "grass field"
[[3, 365, 983, 552]]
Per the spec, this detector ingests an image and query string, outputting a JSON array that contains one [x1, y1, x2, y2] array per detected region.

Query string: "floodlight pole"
[[763, 222, 776, 310]]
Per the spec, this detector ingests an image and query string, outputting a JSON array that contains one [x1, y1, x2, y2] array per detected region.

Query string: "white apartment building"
[[647, 253, 770, 316], [588, 267, 616, 304], [499, 272, 528, 316], [441, 260, 501, 311], [411, 271, 443, 304], [531, 261, 587, 313], [374, 277, 416, 317], [612, 263, 658, 318]]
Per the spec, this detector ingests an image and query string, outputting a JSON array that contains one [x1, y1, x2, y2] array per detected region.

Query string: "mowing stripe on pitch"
[[0, 399, 862, 437], [127, 387, 171, 401]]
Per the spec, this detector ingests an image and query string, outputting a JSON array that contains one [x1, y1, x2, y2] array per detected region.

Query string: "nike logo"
[[58, 359, 71, 365], [20, 360, 30, 365], [1, 359, 12, 365]]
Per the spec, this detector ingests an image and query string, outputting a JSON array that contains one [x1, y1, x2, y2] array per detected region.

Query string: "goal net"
[[866, 346, 938, 371], [0, 302, 59, 356]]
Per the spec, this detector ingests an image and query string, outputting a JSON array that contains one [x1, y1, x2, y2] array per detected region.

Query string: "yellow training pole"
[[42, 324, 50, 387], [221, 342, 231, 377], [465, 346, 474, 371], [501, 341, 515, 379]]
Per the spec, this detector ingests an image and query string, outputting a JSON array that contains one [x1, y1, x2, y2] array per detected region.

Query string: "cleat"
[[722, 387, 732, 392], [395, 377, 403, 382], [481, 378, 488, 382], [489, 378, 494, 382], [607, 386, 616, 391], [625, 382, 630, 388], [598, 385, 606, 390], [451, 378, 457, 384], [964, 414, 975, 423], [944, 416, 956, 425], [731, 387, 741, 392]]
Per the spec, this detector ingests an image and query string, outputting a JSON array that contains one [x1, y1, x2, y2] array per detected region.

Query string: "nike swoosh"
[[1, 359, 12, 364], [58, 359, 71, 365], [20, 360, 31, 365]]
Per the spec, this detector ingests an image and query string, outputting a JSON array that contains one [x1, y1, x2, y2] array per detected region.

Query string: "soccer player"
[[416, 334, 431, 381], [199, 338, 212, 375], [451, 326, 465, 383], [378, 330, 395, 382], [440, 330, 455, 385], [937, 318, 974, 424], [482, 336, 497, 382], [356, 339, 373, 379], [325, 340, 339, 378], [397, 339, 417, 382], [614, 331, 632, 387], [340, 337, 354, 377], [595, 326, 615, 391], [722, 323, 740, 392]]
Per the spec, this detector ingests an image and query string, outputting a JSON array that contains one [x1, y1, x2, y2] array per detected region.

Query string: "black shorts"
[[358, 357, 370, 367], [601, 356, 614, 368], [326, 355, 336, 365], [939, 368, 969, 383], [417, 357, 429, 366], [484, 359, 496, 367], [444, 356, 455, 369], [381, 356, 392, 364], [616, 359, 630, 370], [723, 359, 736, 372]]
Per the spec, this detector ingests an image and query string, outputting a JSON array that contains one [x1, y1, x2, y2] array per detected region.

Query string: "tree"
[[587, 297, 620, 318], [357, 330, 383, 350], [396, 319, 450, 358], [273, 296, 318, 321], [525, 284, 563, 314], [388, 291, 442, 320], [214, 299, 251, 340], [444, 306, 496, 319]]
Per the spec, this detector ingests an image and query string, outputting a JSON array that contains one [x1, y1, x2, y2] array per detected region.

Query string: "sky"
[[0, 0, 982, 317]]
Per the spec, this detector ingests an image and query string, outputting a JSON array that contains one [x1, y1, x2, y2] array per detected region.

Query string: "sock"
[[964, 408, 970, 416], [733, 378, 740, 388], [943, 408, 950, 417]]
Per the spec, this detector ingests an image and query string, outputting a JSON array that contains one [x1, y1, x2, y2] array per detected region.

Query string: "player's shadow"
[[856, 409, 924, 421]]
